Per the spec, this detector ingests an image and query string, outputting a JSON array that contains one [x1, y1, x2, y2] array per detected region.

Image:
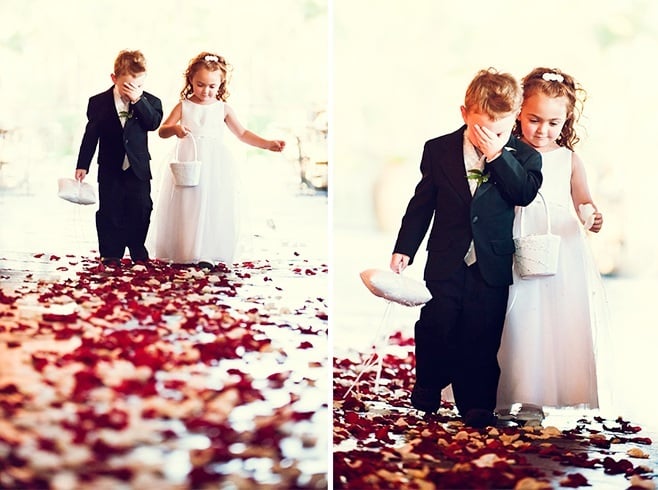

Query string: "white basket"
[[513, 192, 561, 278], [169, 135, 201, 187]]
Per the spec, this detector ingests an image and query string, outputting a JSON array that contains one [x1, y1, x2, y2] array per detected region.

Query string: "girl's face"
[[190, 67, 222, 104], [518, 92, 569, 151]]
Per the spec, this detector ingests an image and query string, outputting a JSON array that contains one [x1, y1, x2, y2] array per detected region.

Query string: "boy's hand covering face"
[[463, 109, 516, 161], [112, 73, 145, 103]]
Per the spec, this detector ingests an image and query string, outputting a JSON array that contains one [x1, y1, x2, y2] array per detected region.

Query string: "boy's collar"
[[463, 128, 483, 157], [112, 86, 130, 106]]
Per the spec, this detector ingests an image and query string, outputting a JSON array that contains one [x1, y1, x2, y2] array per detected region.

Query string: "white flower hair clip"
[[542, 72, 564, 83], [204, 55, 219, 62]]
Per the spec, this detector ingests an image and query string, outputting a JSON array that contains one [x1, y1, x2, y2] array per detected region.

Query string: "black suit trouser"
[[414, 261, 509, 415], [96, 169, 152, 261]]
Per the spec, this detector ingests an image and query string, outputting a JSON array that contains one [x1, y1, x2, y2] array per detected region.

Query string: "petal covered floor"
[[0, 253, 328, 489]]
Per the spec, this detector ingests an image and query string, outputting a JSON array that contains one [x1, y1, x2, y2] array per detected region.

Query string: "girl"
[[153, 52, 285, 267], [496, 67, 610, 423]]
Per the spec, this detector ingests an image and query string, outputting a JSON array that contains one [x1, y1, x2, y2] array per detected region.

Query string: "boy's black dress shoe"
[[463, 408, 497, 429], [101, 257, 122, 268], [410, 385, 441, 413]]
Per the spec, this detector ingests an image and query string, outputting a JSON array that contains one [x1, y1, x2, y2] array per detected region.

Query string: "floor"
[[0, 157, 329, 489]]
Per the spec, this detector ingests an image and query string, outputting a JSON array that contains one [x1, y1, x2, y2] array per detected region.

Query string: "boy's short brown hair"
[[114, 50, 147, 76], [464, 68, 522, 119]]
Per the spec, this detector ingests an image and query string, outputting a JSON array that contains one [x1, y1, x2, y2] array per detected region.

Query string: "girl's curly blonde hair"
[[514, 67, 587, 150], [180, 52, 232, 101]]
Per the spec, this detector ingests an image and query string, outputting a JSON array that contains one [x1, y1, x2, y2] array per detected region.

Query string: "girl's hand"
[[267, 140, 285, 152], [175, 125, 191, 138], [589, 212, 603, 233], [578, 202, 602, 232], [390, 253, 410, 274]]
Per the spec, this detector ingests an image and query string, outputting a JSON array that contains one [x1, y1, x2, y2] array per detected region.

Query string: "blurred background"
[[0, 0, 328, 258], [332, 0, 658, 428], [334, 0, 657, 275]]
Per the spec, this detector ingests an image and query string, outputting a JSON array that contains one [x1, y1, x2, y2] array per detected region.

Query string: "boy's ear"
[[460, 105, 468, 124], [110, 73, 117, 84]]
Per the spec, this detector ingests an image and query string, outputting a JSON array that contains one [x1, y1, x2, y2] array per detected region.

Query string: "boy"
[[390, 68, 542, 428], [75, 50, 163, 266]]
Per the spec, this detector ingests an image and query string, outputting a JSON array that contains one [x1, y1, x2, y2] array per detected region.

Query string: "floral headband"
[[204, 55, 219, 62], [542, 72, 564, 83]]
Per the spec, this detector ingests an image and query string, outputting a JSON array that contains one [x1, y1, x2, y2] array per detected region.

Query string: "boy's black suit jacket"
[[393, 125, 543, 287], [76, 86, 163, 182]]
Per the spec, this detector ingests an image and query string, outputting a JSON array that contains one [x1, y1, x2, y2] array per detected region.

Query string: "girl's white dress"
[[497, 146, 610, 410], [153, 99, 238, 264]]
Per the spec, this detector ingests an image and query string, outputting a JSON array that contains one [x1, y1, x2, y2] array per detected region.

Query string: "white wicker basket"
[[513, 192, 561, 278], [169, 135, 201, 187]]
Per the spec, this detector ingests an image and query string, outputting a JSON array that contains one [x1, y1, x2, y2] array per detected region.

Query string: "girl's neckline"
[[186, 98, 221, 106], [521, 138, 567, 155], [539, 146, 569, 155]]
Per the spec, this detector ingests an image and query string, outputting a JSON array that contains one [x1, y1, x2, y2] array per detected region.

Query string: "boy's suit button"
[[472, 216, 479, 223]]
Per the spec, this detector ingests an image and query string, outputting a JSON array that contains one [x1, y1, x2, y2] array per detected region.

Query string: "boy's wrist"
[[485, 150, 502, 162]]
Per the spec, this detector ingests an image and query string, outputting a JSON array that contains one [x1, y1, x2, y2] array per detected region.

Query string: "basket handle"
[[518, 191, 551, 237], [174, 133, 198, 161]]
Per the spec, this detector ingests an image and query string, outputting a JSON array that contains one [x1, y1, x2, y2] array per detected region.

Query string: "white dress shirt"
[[463, 132, 485, 265], [113, 86, 131, 171]]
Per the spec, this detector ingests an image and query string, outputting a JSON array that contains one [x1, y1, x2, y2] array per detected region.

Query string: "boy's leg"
[[96, 177, 126, 261], [412, 273, 464, 411], [124, 174, 152, 262], [452, 263, 509, 420]]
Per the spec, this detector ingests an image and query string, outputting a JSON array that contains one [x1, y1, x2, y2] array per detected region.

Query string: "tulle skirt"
[[151, 136, 239, 264], [497, 201, 612, 411]]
